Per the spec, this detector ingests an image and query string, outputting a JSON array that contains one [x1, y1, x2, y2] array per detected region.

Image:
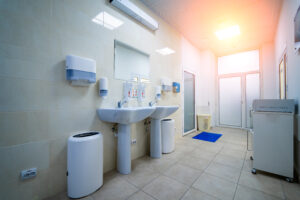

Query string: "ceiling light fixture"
[[156, 47, 175, 55], [92, 11, 123, 30], [215, 25, 240, 40]]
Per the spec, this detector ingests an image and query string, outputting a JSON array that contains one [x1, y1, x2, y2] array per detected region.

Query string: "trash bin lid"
[[162, 119, 173, 121], [73, 132, 99, 138]]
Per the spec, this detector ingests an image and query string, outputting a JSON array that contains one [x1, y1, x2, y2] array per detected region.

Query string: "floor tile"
[[242, 159, 253, 172], [163, 163, 202, 186], [92, 176, 138, 200], [197, 143, 223, 154], [132, 156, 152, 171], [193, 173, 237, 200], [238, 171, 284, 199], [127, 191, 156, 200], [142, 175, 188, 200], [176, 144, 196, 154], [281, 181, 300, 200], [224, 143, 247, 152], [43, 192, 70, 200], [121, 167, 159, 188], [147, 157, 178, 173], [205, 162, 241, 183], [234, 185, 281, 200], [219, 148, 246, 160], [181, 188, 218, 200], [214, 154, 244, 170], [179, 155, 211, 171], [191, 148, 217, 161], [161, 150, 185, 161]]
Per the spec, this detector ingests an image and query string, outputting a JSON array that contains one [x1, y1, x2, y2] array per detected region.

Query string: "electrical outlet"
[[131, 139, 137, 145], [20, 168, 37, 180]]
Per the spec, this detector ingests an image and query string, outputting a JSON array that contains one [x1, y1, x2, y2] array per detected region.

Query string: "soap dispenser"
[[99, 77, 108, 98]]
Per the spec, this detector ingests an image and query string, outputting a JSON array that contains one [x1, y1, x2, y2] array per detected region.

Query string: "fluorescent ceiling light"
[[92, 11, 123, 30], [156, 47, 175, 55], [215, 25, 240, 40]]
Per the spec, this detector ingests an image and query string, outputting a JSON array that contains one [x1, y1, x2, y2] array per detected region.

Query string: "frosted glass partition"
[[219, 77, 242, 127], [218, 50, 259, 75], [184, 71, 195, 133], [114, 40, 150, 81]]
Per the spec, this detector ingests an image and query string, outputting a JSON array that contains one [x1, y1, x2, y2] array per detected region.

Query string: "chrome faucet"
[[118, 81, 132, 108], [149, 97, 158, 107], [118, 98, 128, 108]]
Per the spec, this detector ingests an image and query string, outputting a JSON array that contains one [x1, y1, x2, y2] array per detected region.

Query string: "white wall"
[[181, 38, 216, 127], [198, 50, 217, 126], [260, 42, 277, 99], [275, 0, 300, 102], [274, 0, 300, 177]]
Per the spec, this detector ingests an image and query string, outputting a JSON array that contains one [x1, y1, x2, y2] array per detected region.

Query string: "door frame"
[[218, 70, 260, 128], [279, 49, 287, 99], [182, 69, 197, 136], [245, 72, 261, 128]]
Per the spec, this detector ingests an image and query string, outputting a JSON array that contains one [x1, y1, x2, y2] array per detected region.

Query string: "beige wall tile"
[[0, 141, 50, 182]]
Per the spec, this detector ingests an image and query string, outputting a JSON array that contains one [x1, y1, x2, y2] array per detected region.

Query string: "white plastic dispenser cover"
[[99, 77, 108, 97], [161, 77, 172, 92], [66, 55, 96, 86]]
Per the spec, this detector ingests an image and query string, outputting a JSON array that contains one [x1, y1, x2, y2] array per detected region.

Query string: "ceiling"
[[140, 0, 283, 56]]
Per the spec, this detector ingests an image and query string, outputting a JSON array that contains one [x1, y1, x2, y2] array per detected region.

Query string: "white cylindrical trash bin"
[[67, 132, 103, 198], [161, 119, 175, 153]]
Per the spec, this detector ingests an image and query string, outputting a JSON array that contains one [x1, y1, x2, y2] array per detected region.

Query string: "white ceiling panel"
[[140, 0, 282, 56]]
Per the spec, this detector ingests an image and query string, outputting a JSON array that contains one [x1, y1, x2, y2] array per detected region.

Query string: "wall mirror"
[[114, 40, 150, 82]]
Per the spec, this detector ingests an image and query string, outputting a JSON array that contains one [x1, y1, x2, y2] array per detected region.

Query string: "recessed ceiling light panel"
[[215, 25, 240, 40], [156, 47, 175, 55], [92, 11, 123, 30]]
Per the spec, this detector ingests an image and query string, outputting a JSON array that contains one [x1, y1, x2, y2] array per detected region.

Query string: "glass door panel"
[[184, 71, 195, 133], [219, 77, 242, 127]]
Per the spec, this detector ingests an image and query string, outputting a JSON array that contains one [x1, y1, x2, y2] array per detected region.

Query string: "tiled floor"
[[47, 127, 300, 200]]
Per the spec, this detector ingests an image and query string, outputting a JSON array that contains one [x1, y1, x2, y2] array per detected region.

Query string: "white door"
[[246, 73, 260, 128], [219, 77, 242, 127]]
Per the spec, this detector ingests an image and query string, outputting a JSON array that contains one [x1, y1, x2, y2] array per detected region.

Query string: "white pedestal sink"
[[97, 107, 155, 174], [149, 106, 179, 158]]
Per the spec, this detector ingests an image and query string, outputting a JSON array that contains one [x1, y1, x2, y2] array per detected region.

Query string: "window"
[[218, 50, 259, 75]]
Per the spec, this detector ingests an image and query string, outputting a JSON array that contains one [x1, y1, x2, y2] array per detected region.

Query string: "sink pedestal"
[[150, 119, 162, 158], [97, 107, 156, 175], [117, 124, 131, 174]]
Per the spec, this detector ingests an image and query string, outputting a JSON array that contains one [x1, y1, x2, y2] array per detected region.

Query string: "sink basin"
[[97, 107, 155, 124], [97, 106, 155, 174], [150, 106, 179, 119], [150, 105, 179, 158]]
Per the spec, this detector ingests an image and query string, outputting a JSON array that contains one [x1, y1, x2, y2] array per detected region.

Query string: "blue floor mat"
[[192, 131, 222, 143]]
